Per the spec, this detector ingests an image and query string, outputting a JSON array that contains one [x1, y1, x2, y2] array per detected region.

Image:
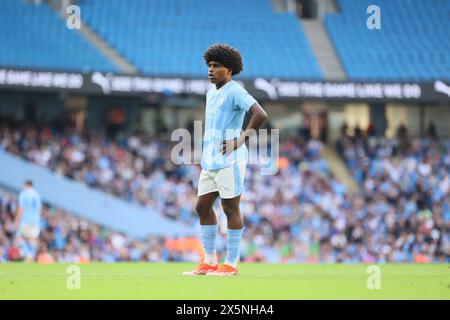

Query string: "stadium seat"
[[0, 0, 117, 72], [325, 0, 450, 81], [79, 0, 322, 79]]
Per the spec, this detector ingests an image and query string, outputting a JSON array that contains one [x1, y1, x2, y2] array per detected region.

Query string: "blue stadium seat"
[[325, 0, 450, 81], [0, 0, 117, 72], [80, 0, 322, 79]]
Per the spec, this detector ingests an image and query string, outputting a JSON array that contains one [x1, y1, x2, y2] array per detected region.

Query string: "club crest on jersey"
[[216, 96, 225, 106]]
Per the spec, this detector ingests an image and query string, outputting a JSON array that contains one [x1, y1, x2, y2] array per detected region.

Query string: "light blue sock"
[[225, 227, 245, 268], [200, 224, 217, 255]]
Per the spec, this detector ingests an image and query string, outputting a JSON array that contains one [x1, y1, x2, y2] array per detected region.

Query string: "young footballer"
[[14, 180, 42, 261], [183, 44, 268, 276]]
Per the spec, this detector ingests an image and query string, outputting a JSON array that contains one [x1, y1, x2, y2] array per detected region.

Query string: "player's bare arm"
[[221, 102, 268, 155]]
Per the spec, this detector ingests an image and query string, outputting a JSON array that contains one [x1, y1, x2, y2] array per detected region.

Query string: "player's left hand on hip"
[[221, 138, 240, 155]]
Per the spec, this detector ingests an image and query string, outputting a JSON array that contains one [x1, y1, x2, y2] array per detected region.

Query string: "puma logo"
[[434, 80, 450, 98], [91, 72, 112, 94], [254, 77, 278, 100]]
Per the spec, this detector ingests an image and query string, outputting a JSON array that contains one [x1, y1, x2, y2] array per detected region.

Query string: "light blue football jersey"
[[18, 188, 42, 225], [201, 80, 257, 170]]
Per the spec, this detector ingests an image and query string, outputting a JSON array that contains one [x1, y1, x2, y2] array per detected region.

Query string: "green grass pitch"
[[0, 263, 449, 299]]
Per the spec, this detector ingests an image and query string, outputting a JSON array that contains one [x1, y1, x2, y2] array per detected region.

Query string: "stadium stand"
[[0, 188, 201, 263], [325, 0, 450, 80], [0, 0, 117, 72], [0, 149, 191, 238], [0, 119, 448, 263], [336, 124, 450, 262], [80, 0, 322, 79], [1, 0, 448, 82]]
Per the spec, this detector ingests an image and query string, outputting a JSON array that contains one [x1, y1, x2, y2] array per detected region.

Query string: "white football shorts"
[[198, 161, 247, 199], [19, 223, 40, 239]]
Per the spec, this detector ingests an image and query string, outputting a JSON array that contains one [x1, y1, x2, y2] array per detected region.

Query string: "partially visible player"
[[183, 44, 268, 276], [14, 180, 42, 261]]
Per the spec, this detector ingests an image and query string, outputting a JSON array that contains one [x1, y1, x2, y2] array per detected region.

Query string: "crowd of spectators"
[[335, 123, 450, 263], [0, 188, 203, 263], [0, 119, 448, 263]]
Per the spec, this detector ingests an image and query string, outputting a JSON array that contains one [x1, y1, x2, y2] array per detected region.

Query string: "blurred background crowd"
[[1, 119, 448, 263]]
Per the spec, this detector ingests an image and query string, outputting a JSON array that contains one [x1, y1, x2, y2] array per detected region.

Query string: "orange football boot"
[[182, 263, 218, 276], [205, 264, 239, 276]]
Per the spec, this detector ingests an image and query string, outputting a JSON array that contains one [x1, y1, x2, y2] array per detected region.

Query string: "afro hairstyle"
[[203, 44, 243, 76]]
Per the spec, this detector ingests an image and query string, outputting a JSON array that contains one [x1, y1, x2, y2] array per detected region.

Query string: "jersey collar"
[[212, 80, 234, 93]]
